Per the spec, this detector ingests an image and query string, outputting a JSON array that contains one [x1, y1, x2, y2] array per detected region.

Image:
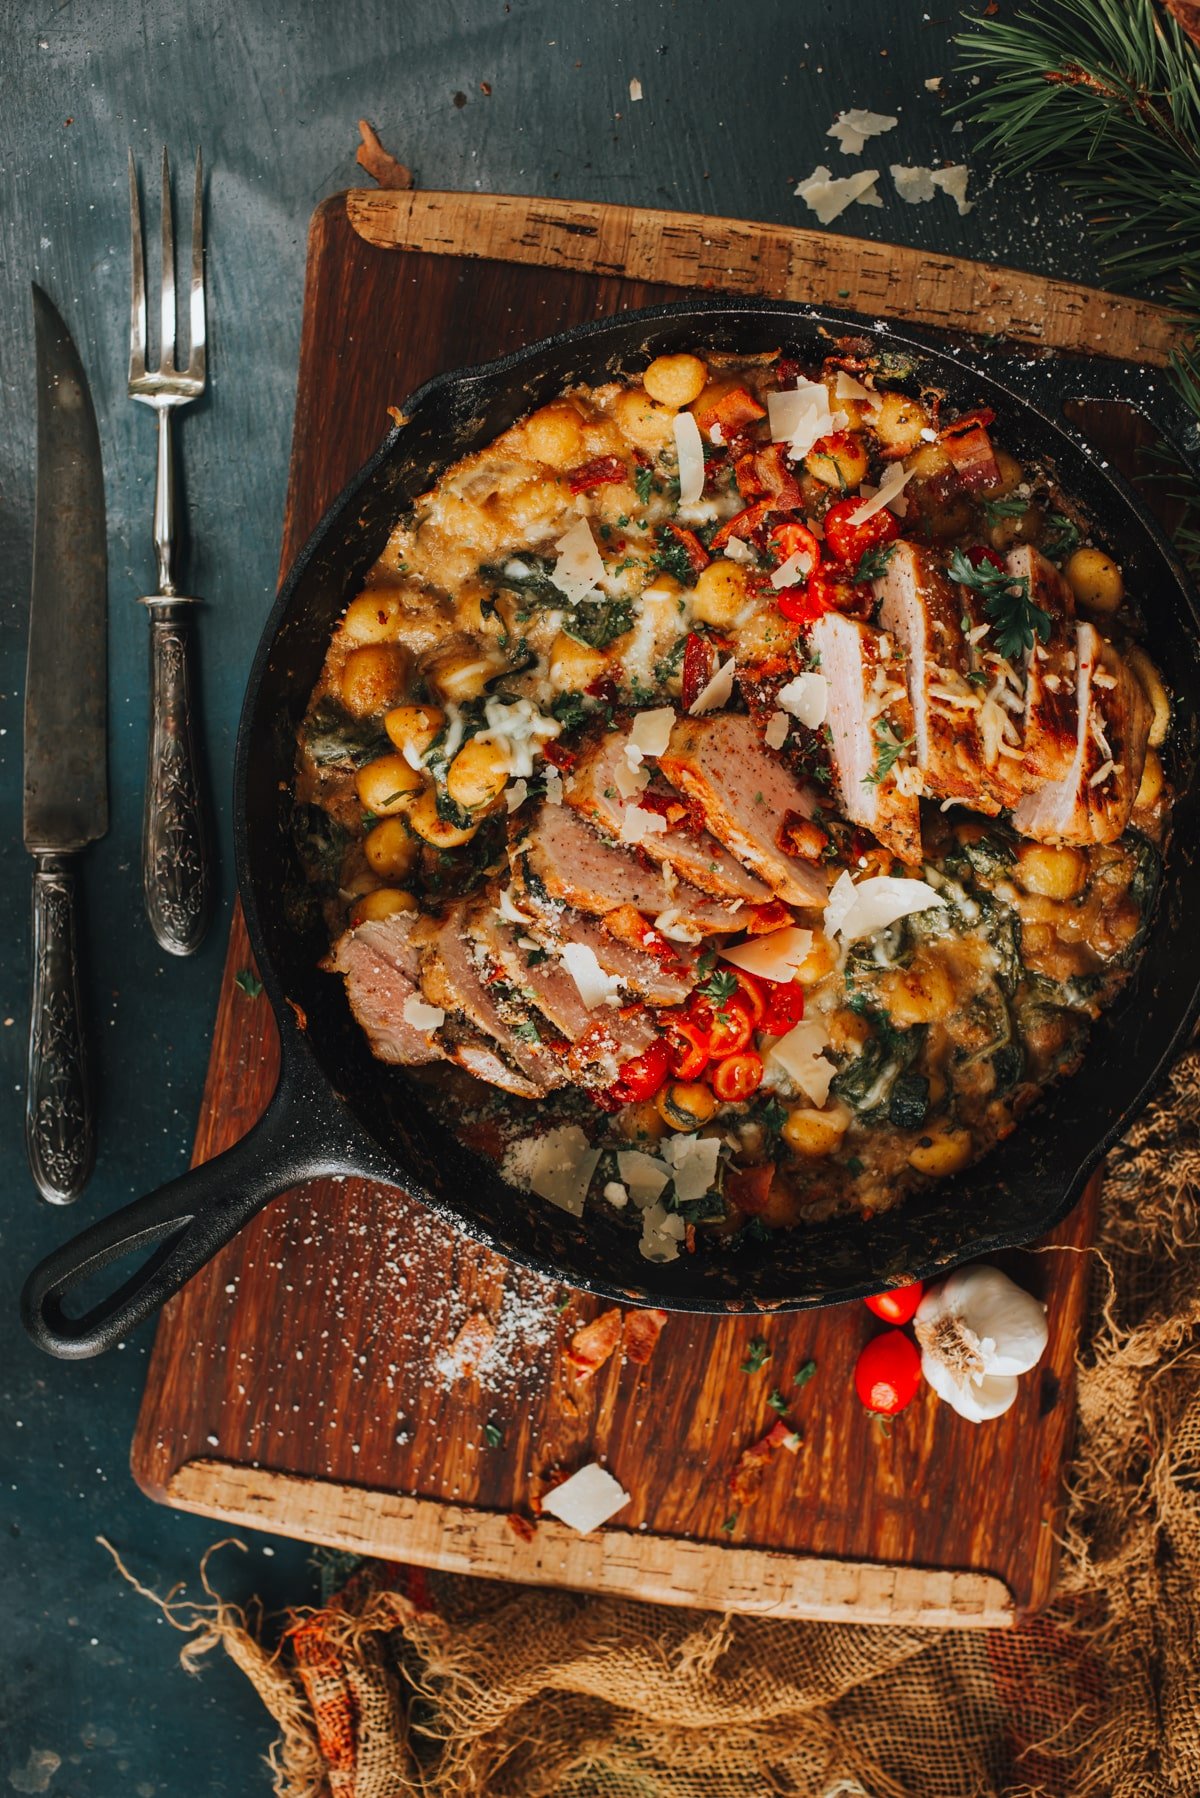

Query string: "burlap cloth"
[[132, 1042, 1200, 1797]]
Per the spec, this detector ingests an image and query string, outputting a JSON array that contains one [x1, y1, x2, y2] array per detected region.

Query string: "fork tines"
[[127, 147, 205, 399]]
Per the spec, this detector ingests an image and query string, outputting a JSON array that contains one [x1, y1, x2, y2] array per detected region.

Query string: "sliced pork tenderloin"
[[1003, 545, 1080, 787], [511, 801, 747, 935], [504, 876, 698, 1005], [874, 540, 1008, 813], [415, 905, 564, 1094], [566, 730, 774, 904], [1011, 624, 1150, 844], [808, 610, 923, 864], [657, 712, 830, 907]]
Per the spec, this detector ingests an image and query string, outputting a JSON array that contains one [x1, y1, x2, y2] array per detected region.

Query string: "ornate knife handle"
[[142, 596, 213, 957], [26, 853, 94, 1204]]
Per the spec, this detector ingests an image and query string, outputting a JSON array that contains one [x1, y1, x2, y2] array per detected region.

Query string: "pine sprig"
[[955, 1, 1200, 416]]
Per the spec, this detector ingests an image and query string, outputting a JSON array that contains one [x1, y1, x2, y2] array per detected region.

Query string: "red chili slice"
[[606, 1036, 672, 1105], [566, 454, 627, 494], [666, 1017, 710, 1081], [823, 496, 902, 566], [727, 969, 766, 1026], [710, 1052, 764, 1102]]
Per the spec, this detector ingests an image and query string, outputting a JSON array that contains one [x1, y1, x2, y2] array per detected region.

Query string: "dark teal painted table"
[[0, 2, 1102, 1789]]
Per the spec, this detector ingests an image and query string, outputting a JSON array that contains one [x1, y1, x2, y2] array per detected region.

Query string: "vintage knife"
[[24, 285, 108, 1203]]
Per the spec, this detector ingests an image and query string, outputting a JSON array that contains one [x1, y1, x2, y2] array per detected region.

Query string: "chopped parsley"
[[720, 1511, 739, 1534], [562, 597, 634, 649], [651, 527, 702, 587], [551, 689, 588, 731], [235, 968, 264, 998], [698, 967, 739, 1016], [845, 1156, 865, 1176], [740, 1335, 771, 1374], [512, 1018, 542, 1044], [947, 547, 1051, 660], [792, 1360, 817, 1389], [757, 1095, 787, 1137], [483, 1422, 504, 1448], [864, 717, 915, 787], [634, 464, 656, 506], [1041, 512, 1082, 562], [766, 1388, 789, 1414], [525, 947, 549, 967], [852, 541, 898, 584], [983, 493, 1029, 524]]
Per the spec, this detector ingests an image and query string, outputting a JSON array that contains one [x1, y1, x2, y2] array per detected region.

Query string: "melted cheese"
[[402, 994, 445, 1032]]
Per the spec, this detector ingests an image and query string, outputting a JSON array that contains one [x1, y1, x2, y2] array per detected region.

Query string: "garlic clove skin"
[[914, 1264, 1049, 1425], [922, 1354, 1020, 1422]]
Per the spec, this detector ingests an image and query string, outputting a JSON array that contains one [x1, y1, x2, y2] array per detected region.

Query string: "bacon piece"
[[725, 1163, 775, 1216], [568, 454, 627, 494], [734, 442, 803, 507], [942, 425, 1000, 492], [623, 1308, 668, 1365], [661, 522, 710, 579], [729, 1417, 802, 1508], [692, 382, 767, 438], [565, 1306, 623, 1381]]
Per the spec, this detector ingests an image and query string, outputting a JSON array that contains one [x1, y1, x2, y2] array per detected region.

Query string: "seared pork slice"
[[416, 906, 563, 1094], [566, 731, 775, 904], [1004, 546, 1079, 786], [506, 876, 697, 1005], [808, 611, 923, 864], [875, 540, 1006, 813], [1011, 625, 1150, 844], [512, 801, 747, 936], [466, 902, 658, 1071], [324, 912, 441, 1066], [657, 712, 830, 907]]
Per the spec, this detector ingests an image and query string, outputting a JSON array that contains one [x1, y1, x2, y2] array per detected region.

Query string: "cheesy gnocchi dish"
[[296, 343, 1171, 1261]]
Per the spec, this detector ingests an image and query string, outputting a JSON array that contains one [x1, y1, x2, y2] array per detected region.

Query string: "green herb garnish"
[[946, 547, 1051, 659], [512, 1018, 542, 1044], [720, 1511, 739, 1534], [983, 493, 1029, 524], [551, 689, 588, 731], [792, 1360, 817, 1389], [235, 969, 264, 998], [1041, 512, 1082, 563], [864, 717, 915, 787], [634, 464, 656, 506], [698, 967, 739, 1014], [484, 1422, 503, 1448], [852, 541, 898, 584], [740, 1336, 771, 1374], [562, 597, 634, 649], [766, 1388, 789, 1414]]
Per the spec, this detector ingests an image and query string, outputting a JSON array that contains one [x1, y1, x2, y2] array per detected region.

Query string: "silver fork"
[[128, 147, 213, 956]]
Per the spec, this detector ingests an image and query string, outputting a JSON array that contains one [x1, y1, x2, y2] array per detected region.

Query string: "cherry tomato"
[[607, 1037, 672, 1105], [666, 1017, 710, 1081], [705, 996, 756, 1058], [863, 1281, 924, 1326], [760, 979, 805, 1035], [853, 1330, 922, 1415], [967, 543, 1006, 572], [776, 585, 833, 626], [807, 562, 873, 621], [709, 1052, 764, 1102], [823, 497, 901, 567], [768, 519, 822, 575]]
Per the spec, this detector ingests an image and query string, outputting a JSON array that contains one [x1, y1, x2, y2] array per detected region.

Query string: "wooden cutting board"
[[131, 189, 1170, 1628]]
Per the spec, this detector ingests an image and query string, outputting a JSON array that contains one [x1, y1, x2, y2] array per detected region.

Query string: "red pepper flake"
[[506, 1512, 536, 1543], [564, 1306, 623, 1381], [567, 454, 628, 494], [623, 1308, 668, 1365], [729, 1417, 803, 1509]]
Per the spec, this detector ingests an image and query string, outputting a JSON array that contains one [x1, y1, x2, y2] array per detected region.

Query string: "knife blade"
[[24, 284, 108, 1203]]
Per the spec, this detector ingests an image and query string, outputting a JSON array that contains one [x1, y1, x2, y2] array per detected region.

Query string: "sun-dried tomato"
[[681, 631, 718, 712], [565, 1306, 623, 1380], [541, 740, 578, 771], [623, 1308, 668, 1365], [567, 454, 628, 494], [606, 1036, 673, 1105]]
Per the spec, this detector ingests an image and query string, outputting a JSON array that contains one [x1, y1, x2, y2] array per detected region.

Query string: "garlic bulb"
[[914, 1263, 1048, 1423]]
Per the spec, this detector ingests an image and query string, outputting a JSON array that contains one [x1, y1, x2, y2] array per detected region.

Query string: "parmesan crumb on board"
[[540, 1462, 630, 1533], [827, 108, 898, 156], [628, 77, 643, 102], [793, 165, 882, 225]]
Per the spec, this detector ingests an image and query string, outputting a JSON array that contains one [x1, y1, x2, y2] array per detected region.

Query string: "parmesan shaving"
[[776, 671, 829, 728], [540, 1462, 630, 1533], [766, 379, 847, 460], [771, 549, 814, 588], [550, 516, 606, 604], [616, 1150, 671, 1205], [619, 804, 670, 845], [834, 369, 877, 406], [891, 162, 973, 215], [673, 409, 705, 506], [767, 1020, 835, 1108], [505, 778, 529, 813], [529, 1126, 601, 1218], [792, 166, 882, 223], [654, 907, 704, 944], [764, 710, 790, 751], [931, 164, 973, 215], [847, 462, 913, 524], [639, 1201, 687, 1262], [627, 706, 676, 760], [720, 926, 813, 983], [825, 874, 945, 944], [687, 655, 737, 717], [628, 77, 643, 102], [402, 994, 445, 1032], [614, 756, 651, 801], [495, 885, 534, 926], [603, 1181, 630, 1209], [661, 1133, 722, 1203], [723, 536, 758, 566], [828, 108, 898, 155], [560, 943, 625, 1009]]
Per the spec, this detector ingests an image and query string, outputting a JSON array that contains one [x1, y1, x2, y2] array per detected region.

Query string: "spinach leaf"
[[562, 597, 634, 649], [304, 700, 390, 770], [478, 555, 563, 609]]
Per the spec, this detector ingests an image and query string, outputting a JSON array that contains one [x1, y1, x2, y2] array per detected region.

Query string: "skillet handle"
[[20, 1063, 372, 1360], [1008, 352, 1200, 490]]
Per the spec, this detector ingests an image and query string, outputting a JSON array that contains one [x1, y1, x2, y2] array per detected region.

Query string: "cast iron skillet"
[[22, 296, 1200, 1358]]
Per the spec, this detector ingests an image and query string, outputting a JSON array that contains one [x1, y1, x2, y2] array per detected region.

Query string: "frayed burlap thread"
[[124, 1044, 1200, 1797]]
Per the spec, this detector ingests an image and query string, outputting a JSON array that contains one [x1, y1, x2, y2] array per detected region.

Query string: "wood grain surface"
[[347, 188, 1184, 362], [133, 193, 1110, 1625]]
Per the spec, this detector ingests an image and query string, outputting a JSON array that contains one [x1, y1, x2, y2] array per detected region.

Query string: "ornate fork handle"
[[26, 854, 94, 1204], [142, 594, 212, 956]]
